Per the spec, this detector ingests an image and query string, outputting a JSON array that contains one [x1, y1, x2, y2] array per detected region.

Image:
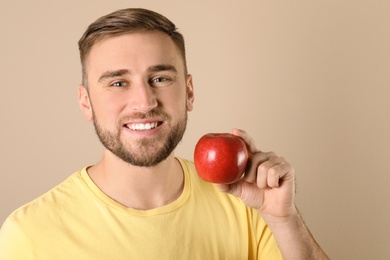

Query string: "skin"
[[78, 31, 194, 209], [218, 129, 329, 259], [78, 31, 328, 259]]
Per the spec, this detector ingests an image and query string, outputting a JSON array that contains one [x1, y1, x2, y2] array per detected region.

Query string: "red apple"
[[194, 133, 249, 184]]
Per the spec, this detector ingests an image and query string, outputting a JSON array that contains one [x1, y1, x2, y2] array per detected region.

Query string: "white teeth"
[[129, 122, 158, 131]]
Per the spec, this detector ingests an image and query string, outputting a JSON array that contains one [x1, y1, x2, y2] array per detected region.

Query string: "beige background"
[[1, 0, 389, 259]]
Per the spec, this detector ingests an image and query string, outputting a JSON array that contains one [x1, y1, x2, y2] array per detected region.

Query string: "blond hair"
[[78, 8, 187, 86]]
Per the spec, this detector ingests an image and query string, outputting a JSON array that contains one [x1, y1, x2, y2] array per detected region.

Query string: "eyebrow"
[[148, 64, 177, 73], [98, 69, 130, 83], [97, 64, 178, 83]]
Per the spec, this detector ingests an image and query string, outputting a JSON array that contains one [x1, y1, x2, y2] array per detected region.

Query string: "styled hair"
[[78, 8, 187, 86]]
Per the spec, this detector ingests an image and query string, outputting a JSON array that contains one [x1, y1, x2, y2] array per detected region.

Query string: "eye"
[[111, 81, 127, 87], [151, 77, 168, 83], [150, 76, 173, 87]]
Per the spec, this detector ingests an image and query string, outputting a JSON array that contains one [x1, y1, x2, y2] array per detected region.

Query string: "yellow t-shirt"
[[0, 158, 282, 259]]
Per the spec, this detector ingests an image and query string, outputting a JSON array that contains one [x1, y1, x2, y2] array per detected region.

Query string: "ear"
[[78, 84, 93, 122], [186, 74, 195, 112]]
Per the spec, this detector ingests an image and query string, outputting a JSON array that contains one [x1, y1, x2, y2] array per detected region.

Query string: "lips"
[[122, 110, 168, 132], [124, 120, 164, 131], [126, 122, 159, 130]]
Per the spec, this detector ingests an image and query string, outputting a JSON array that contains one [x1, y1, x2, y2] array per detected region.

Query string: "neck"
[[87, 151, 184, 210]]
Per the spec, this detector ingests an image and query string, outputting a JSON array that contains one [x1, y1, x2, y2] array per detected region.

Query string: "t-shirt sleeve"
[[0, 216, 34, 260], [250, 208, 284, 260]]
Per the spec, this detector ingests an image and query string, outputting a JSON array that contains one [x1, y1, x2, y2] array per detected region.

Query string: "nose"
[[129, 80, 158, 113]]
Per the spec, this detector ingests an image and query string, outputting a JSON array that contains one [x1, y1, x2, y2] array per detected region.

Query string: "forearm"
[[264, 208, 329, 260]]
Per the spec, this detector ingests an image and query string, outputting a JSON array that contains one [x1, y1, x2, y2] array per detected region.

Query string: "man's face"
[[78, 31, 194, 167]]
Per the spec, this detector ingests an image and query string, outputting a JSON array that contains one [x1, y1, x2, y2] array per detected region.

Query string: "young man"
[[0, 8, 329, 259]]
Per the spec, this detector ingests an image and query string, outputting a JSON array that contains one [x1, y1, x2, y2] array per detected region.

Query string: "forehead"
[[85, 31, 184, 79]]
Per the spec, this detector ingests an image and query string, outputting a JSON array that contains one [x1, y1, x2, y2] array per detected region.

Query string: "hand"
[[216, 129, 330, 259], [215, 128, 297, 223]]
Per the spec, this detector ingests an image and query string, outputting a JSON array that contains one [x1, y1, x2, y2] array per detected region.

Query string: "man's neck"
[[87, 151, 184, 210]]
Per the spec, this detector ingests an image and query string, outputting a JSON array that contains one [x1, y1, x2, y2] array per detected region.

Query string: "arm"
[[264, 207, 329, 259], [216, 128, 329, 259]]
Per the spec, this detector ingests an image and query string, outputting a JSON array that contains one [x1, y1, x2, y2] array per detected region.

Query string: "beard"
[[92, 108, 188, 167]]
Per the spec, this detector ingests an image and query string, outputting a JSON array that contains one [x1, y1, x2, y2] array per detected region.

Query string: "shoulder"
[[0, 169, 87, 256], [2, 169, 86, 229]]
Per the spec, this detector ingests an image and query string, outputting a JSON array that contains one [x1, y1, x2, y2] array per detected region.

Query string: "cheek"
[[161, 89, 187, 113], [90, 95, 125, 124]]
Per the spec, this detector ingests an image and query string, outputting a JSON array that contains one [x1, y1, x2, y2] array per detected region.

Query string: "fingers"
[[231, 128, 294, 189], [245, 151, 294, 189], [258, 157, 293, 188]]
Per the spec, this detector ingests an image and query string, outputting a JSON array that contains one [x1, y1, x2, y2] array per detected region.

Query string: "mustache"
[[119, 109, 170, 124]]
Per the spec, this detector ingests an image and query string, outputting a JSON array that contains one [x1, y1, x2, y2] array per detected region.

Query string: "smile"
[[126, 122, 161, 131]]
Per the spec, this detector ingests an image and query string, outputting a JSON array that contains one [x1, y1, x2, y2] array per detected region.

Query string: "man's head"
[[77, 8, 194, 167], [78, 8, 187, 87]]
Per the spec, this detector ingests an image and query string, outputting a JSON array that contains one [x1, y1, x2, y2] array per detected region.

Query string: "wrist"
[[258, 205, 299, 229], [260, 208, 329, 260]]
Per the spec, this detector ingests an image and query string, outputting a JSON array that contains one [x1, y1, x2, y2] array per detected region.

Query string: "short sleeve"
[[0, 216, 34, 260], [250, 208, 283, 260]]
